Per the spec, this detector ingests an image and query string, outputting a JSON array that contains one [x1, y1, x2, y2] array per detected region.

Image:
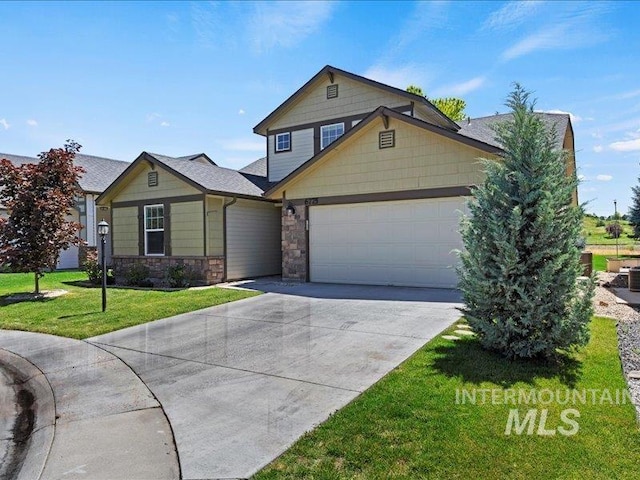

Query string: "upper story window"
[[320, 123, 345, 150], [275, 132, 291, 153], [144, 204, 164, 256]]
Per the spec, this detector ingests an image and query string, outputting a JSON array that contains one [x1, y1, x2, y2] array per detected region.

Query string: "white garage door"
[[309, 197, 467, 288]]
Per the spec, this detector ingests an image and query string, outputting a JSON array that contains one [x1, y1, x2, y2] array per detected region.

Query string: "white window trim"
[[275, 132, 291, 153], [320, 122, 345, 150], [144, 204, 165, 256]]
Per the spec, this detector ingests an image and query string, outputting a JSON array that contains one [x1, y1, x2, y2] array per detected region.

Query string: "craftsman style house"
[[257, 65, 575, 288], [95, 65, 575, 288]]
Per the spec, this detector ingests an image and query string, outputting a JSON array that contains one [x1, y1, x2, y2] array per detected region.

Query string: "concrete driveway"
[[89, 280, 462, 479]]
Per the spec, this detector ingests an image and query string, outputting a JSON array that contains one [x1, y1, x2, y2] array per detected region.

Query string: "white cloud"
[[483, 1, 543, 31], [363, 64, 432, 91], [433, 76, 486, 97], [578, 174, 586, 181], [160, 121, 170, 127], [238, 109, 245, 115], [394, 1, 449, 49], [248, 1, 333, 53], [593, 145, 603, 153], [146, 113, 161, 122], [219, 138, 265, 152], [501, 4, 609, 61], [26, 119, 38, 127], [609, 138, 640, 152], [538, 109, 582, 123], [613, 89, 640, 100], [0, 119, 10, 130], [596, 174, 613, 181]]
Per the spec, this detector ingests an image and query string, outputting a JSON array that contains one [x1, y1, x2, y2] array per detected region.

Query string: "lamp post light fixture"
[[97, 219, 109, 312]]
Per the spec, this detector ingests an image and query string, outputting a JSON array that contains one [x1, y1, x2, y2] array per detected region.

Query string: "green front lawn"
[[257, 318, 640, 479], [0, 270, 258, 339]]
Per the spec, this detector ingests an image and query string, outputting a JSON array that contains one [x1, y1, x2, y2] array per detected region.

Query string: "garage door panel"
[[309, 197, 465, 288]]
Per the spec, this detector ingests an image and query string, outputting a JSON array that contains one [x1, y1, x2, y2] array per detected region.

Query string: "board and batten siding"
[[112, 206, 138, 255], [226, 199, 281, 280], [170, 201, 204, 256], [284, 117, 491, 199], [270, 75, 411, 131], [206, 196, 224, 256], [268, 128, 314, 182], [115, 164, 200, 202]]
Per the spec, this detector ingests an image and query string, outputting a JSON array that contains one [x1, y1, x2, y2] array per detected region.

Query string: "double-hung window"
[[320, 123, 344, 149], [275, 132, 291, 152], [144, 204, 164, 255]]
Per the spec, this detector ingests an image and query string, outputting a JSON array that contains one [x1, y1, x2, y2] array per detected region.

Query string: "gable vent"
[[148, 171, 159, 187], [326, 84, 338, 99], [379, 130, 395, 149]]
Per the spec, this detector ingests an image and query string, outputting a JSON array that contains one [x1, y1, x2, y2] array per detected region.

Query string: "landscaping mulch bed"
[[595, 272, 640, 417]]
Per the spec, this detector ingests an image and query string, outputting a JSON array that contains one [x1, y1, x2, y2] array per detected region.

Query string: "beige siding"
[[271, 76, 411, 130], [284, 117, 490, 199], [226, 199, 281, 279], [112, 206, 138, 255], [170, 201, 204, 256], [206, 197, 224, 256], [116, 164, 200, 202], [268, 128, 315, 182]]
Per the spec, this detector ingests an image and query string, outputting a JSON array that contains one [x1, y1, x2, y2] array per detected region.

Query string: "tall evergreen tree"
[[629, 177, 640, 238], [458, 85, 594, 359]]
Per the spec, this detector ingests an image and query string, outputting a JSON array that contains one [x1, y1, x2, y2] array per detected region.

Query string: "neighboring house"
[[257, 65, 576, 288], [0, 152, 129, 269], [96, 152, 281, 284]]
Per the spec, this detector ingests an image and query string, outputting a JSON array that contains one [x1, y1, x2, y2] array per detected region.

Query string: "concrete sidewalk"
[[0, 330, 179, 480]]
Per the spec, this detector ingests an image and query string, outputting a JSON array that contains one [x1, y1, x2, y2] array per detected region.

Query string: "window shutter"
[[379, 130, 395, 149], [326, 84, 338, 99], [148, 171, 158, 187]]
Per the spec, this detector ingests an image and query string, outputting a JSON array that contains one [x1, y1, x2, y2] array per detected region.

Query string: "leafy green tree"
[[629, 176, 640, 238], [458, 84, 593, 359], [406, 85, 467, 121]]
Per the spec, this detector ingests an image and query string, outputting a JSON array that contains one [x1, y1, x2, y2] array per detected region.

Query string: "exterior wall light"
[[286, 204, 296, 216]]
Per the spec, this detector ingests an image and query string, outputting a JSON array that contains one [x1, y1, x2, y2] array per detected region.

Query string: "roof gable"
[[97, 152, 271, 204], [265, 108, 501, 198], [253, 65, 460, 135]]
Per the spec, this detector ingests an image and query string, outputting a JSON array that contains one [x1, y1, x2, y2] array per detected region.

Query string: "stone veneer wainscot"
[[281, 202, 307, 281], [112, 255, 225, 286]]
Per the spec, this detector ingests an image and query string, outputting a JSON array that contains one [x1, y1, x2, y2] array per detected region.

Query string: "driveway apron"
[[89, 281, 462, 479]]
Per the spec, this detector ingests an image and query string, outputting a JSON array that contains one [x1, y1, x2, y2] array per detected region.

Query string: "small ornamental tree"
[[406, 85, 467, 121], [458, 85, 594, 359], [629, 176, 640, 238], [605, 222, 623, 239], [0, 141, 85, 293]]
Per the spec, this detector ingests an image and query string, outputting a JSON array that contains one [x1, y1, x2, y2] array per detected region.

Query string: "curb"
[[0, 348, 56, 480]]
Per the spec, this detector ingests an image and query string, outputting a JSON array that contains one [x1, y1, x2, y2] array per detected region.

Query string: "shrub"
[[458, 84, 593, 360], [124, 263, 152, 287], [165, 264, 193, 288], [595, 218, 605, 227], [605, 223, 623, 239], [83, 258, 102, 285]]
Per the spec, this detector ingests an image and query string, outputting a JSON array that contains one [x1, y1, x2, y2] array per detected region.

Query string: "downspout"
[[222, 196, 237, 281]]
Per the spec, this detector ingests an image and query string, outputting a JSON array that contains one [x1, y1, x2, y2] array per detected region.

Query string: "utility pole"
[[614, 199, 619, 258]]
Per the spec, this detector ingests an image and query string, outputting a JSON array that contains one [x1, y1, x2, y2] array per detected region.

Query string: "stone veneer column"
[[281, 202, 307, 281]]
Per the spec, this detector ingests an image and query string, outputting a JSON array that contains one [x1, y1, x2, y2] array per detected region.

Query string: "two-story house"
[[258, 65, 575, 288]]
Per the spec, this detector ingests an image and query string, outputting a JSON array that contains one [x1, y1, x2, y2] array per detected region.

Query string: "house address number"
[[304, 198, 319, 206]]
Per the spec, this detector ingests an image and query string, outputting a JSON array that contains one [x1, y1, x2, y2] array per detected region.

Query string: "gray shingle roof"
[[457, 112, 569, 150], [239, 157, 266, 176], [0, 152, 129, 193], [146, 152, 266, 197]]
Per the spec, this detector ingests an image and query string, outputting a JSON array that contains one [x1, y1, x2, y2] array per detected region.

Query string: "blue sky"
[[1, 1, 638, 216]]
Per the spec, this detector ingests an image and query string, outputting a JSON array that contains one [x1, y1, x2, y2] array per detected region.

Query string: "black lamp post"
[[98, 219, 109, 312], [614, 199, 619, 258]]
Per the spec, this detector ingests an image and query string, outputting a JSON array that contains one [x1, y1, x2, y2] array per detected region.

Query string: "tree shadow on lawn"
[[0, 292, 55, 306], [431, 337, 583, 389]]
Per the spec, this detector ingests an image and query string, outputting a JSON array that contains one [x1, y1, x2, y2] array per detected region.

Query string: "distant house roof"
[[97, 152, 273, 204], [0, 152, 130, 194], [457, 112, 570, 150], [239, 157, 266, 176]]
